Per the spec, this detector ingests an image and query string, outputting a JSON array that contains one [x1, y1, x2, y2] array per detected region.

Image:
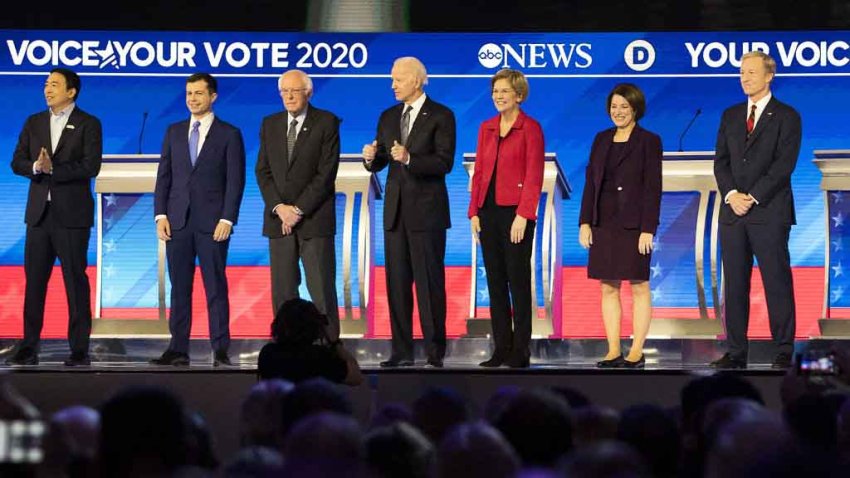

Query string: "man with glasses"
[[256, 69, 342, 339]]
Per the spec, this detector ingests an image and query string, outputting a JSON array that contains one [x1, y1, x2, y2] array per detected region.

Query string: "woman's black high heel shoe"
[[596, 354, 625, 368], [622, 354, 645, 369]]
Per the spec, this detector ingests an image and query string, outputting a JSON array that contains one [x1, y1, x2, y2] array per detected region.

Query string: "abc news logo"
[[477, 42, 592, 69], [478, 40, 654, 71]]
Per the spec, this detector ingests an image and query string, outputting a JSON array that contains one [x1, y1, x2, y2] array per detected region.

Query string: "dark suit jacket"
[[11, 107, 102, 227], [468, 110, 545, 221], [578, 125, 663, 234], [154, 116, 246, 233], [365, 96, 456, 231], [256, 104, 340, 239], [714, 96, 801, 225]]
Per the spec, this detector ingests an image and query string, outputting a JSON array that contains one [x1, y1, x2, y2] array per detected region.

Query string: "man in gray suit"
[[712, 51, 802, 370], [256, 70, 341, 339]]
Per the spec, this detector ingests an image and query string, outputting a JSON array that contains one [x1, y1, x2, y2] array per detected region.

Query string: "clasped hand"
[[729, 192, 755, 216], [277, 205, 302, 235]]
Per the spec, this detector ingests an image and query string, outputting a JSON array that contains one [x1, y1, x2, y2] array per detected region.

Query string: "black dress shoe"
[[771, 352, 792, 369], [622, 355, 645, 369], [426, 358, 444, 368], [479, 356, 505, 367], [596, 355, 624, 368], [213, 350, 233, 367], [5, 350, 38, 366], [379, 358, 414, 368], [150, 350, 190, 366], [64, 353, 91, 367], [709, 353, 747, 369]]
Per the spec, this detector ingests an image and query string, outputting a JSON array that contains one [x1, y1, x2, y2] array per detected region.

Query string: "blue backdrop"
[[0, 30, 845, 308]]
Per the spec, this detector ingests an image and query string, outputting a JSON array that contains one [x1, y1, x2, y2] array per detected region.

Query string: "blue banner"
[[0, 30, 846, 309]]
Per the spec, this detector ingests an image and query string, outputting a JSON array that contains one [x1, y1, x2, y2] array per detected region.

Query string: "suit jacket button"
[[617, 186, 623, 191], [742, 158, 747, 162]]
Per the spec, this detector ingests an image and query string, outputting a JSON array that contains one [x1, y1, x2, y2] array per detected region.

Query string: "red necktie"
[[746, 104, 756, 135]]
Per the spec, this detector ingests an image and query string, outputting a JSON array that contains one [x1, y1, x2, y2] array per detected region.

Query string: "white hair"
[[277, 69, 313, 95], [393, 56, 428, 86]]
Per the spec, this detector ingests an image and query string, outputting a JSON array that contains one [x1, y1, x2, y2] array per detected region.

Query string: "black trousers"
[[269, 233, 340, 340], [719, 221, 796, 359], [22, 203, 92, 355], [478, 205, 535, 360], [384, 213, 447, 362]]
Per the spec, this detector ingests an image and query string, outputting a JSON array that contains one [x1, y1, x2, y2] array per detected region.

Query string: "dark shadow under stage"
[[1, 337, 843, 459]]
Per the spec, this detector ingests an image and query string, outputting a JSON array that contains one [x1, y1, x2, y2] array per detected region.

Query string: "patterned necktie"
[[746, 104, 756, 136], [189, 121, 200, 166], [287, 118, 298, 161], [400, 105, 413, 145]]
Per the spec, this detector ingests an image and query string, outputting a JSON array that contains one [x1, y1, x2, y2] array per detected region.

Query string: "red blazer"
[[578, 125, 662, 234], [468, 110, 545, 220]]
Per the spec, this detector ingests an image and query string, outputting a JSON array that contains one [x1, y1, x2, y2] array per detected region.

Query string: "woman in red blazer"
[[468, 69, 545, 368], [578, 83, 662, 369]]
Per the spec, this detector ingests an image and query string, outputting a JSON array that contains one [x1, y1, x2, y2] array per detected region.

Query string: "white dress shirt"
[[36, 103, 75, 201]]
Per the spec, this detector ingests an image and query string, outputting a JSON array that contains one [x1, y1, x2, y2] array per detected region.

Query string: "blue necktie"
[[189, 121, 200, 166]]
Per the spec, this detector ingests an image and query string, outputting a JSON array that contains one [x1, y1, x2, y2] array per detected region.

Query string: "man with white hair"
[[257, 69, 342, 339], [362, 57, 456, 368]]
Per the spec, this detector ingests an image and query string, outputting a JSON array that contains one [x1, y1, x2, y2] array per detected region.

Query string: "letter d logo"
[[624, 40, 655, 72]]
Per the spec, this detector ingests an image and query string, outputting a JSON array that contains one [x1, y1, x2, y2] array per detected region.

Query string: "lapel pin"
[[65, 124, 75, 129]]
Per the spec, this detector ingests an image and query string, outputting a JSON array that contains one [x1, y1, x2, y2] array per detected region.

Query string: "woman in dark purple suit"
[[578, 83, 662, 369]]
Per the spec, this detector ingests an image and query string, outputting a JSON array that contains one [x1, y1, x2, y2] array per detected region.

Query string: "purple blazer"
[[578, 124, 662, 235]]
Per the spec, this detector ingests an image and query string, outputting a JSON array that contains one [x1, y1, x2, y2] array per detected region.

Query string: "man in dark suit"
[[362, 57, 456, 368], [152, 73, 246, 366], [256, 70, 341, 339], [8, 68, 102, 366], [712, 51, 801, 369]]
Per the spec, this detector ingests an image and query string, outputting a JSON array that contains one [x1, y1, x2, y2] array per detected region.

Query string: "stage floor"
[[0, 337, 842, 370]]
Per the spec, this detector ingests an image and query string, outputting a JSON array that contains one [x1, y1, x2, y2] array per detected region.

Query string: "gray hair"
[[393, 56, 428, 86], [278, 69, 314, 95]]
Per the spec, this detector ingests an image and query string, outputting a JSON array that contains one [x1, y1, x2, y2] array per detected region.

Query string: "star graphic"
[[834, 239, 844, 253], [103, 264, 117, 279], [833, 262, 844, 278], [652, 239, 661, 253], [651, 287, 662, 302], [478, 289, 489, 301], [105, 194, 118, 207], [478, 266, 487, 278], [831, 286, 844, 304], [833, 212, 844, 228], [104, 239, 117, 254], [833, 192, 844, 204], [104, 216, 115, 230], [650, 262, 662, 279]]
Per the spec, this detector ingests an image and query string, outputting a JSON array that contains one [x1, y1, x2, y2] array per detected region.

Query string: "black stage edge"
[[1, 338, 846, 459]]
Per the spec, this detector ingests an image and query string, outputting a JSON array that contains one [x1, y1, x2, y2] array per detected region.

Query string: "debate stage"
[[3, 336, 838, 459]]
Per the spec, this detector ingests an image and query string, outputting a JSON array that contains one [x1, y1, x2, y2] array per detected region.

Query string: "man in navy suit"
[[8, 68, 102, 366], [256, 70, 341, 339], [362, 57, 456, 368], [152, 73, 246, 366], [712, 51, 802, 369]]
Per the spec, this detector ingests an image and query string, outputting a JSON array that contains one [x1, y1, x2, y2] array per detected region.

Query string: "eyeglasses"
[[280, 88, 308, 96], [492, 88, 515, 95]]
